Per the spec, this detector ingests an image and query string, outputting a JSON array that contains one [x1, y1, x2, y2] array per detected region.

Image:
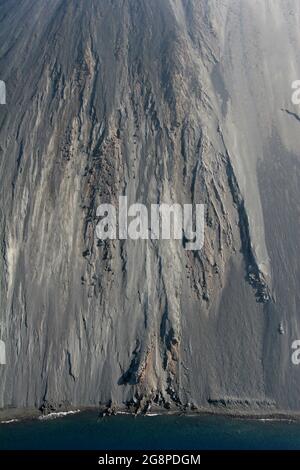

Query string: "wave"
[[0, 419, 19, 424], [38, 410, 81, 420], [257, 417, 294, 423]]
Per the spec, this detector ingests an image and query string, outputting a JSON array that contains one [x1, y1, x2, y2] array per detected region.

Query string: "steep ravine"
[[0, 0, 300, 415]]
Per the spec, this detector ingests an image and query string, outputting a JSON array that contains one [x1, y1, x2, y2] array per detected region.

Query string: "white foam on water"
[[38, 410, 81, 420], [0, 419, 19, 424], [258, 418, 294, 423]]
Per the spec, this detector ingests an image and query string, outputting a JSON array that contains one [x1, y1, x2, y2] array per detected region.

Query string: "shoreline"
[[1, 404, 300, 425]]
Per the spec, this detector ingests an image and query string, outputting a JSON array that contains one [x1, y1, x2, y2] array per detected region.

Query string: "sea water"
[[0, 412, 299, 450]]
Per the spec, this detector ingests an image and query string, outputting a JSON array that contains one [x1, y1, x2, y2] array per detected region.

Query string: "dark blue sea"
[[0, 411, 300, 450]]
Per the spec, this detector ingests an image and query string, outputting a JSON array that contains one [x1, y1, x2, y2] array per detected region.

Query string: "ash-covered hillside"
[[0, 0, 300, 414]]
